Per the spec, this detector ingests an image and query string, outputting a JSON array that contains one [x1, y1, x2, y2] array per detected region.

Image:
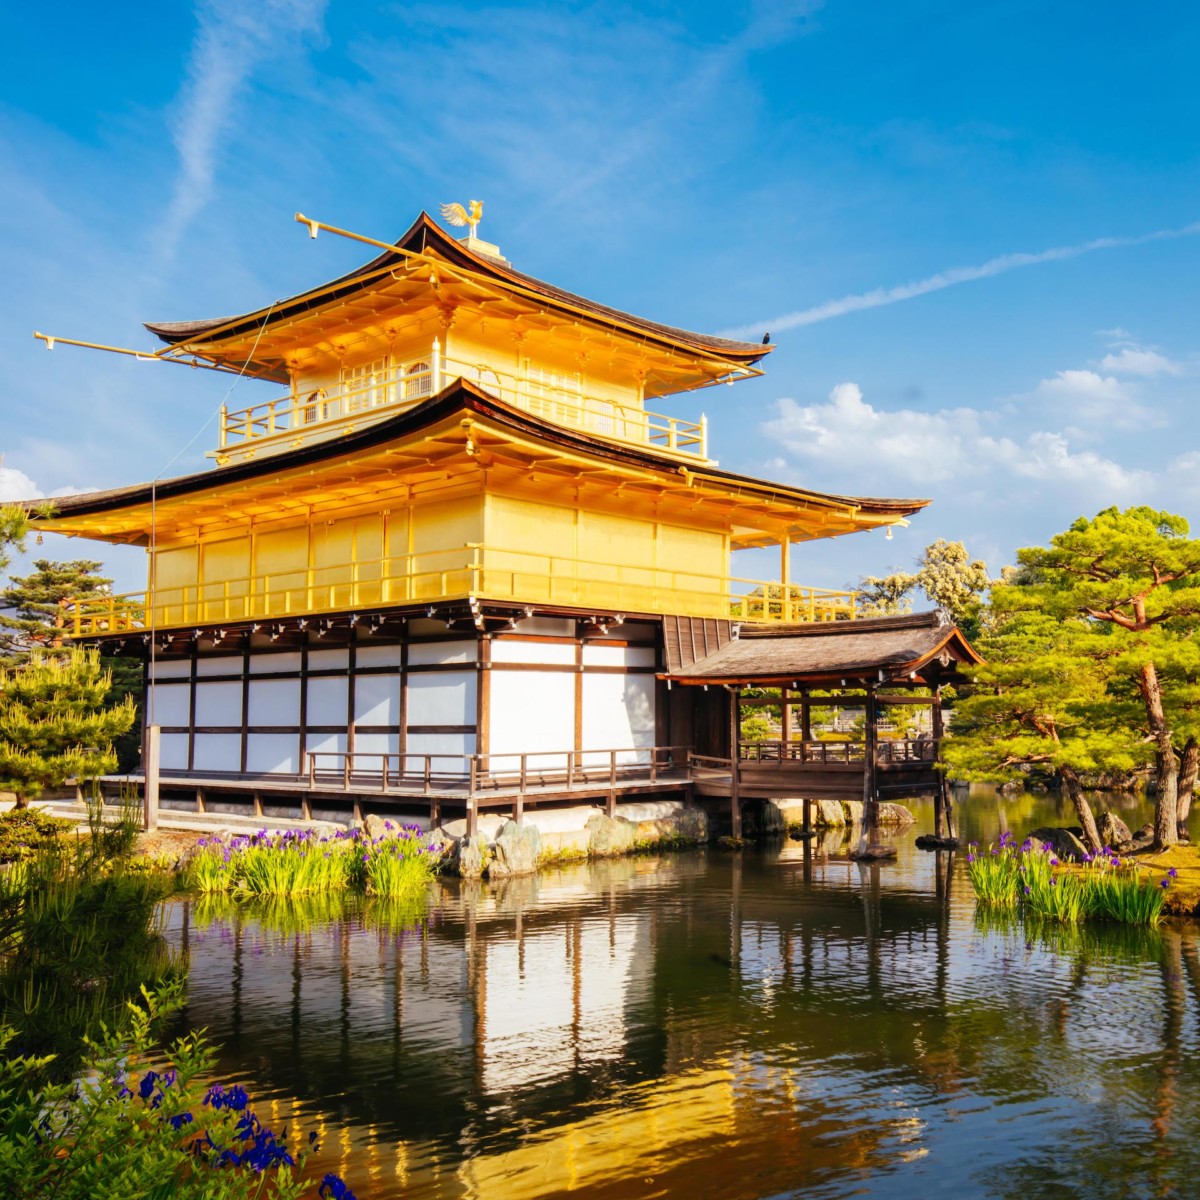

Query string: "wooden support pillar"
[[515, 791, 525, 824], [195, 788, 205, 815], [931, 685, 947, 838], [300, 794, 312, 821], [253, 792, 264, 818], [800, 690, 812, 748], [780, 537, 791, 621], [780, 686, 792, 747], [863, 684, 879, 837], [466, 798, 478, 838], [729, 686, 742, 839], [803, 797, 812, 835], [143, 724, 160, 833]]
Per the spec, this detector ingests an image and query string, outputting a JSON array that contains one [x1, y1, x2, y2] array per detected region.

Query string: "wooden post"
[[863, 684, 879, 838], [800, 690, 812, 755], [931, 685, 946, 838], [607, 749, 617, 818], [729, 686, 742, 839], [780, 686, 792, 751], [780, 537, 791, 621], [144, 724, 160, 832]]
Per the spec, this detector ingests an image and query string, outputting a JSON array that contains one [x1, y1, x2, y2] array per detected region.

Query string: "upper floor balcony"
[[62, 544, 856, 637], [213, 346, 709, 465]]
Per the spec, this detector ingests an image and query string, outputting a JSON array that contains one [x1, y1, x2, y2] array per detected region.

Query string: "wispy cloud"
[[155, 0, 326, 266], [723, 220, 1200, 338]]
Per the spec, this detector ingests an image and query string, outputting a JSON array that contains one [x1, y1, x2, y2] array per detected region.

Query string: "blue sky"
[[2, 0, 1199, 595]]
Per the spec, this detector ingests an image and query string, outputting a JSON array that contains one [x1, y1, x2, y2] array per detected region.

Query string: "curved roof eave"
[[145, 213, 772, 366], [26, 380, 930, 523]]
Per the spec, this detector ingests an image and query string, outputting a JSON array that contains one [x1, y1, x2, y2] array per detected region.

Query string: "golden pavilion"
[[31, 209, 974, 835]]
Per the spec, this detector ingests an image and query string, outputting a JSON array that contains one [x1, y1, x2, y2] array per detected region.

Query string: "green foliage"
[[0, 808, 71, 864], [0, 647, 136, 806], [0, 559, 113, 662], [739, 712, 775, 742], [0, 506, 30, 578], [966, 833, 1167, 927], [0, 834, 180, 1070], [189, 825, 438, 899], [0, 985, 328, 1199], [960, 506, 1200, 849]]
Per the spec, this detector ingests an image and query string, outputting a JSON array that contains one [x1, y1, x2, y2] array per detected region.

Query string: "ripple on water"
[[166, 790, 1200, 1199]]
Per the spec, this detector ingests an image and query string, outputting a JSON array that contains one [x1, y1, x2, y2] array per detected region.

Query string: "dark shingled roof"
[[145, 213, 771, 366], [661, 610, 981, 685]]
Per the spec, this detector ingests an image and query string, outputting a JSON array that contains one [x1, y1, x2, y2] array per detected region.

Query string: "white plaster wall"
[[249, 652, 302, 675], [488, 671, 574, 769], [192, 733, 242, 772], [355, 675, 401, 725], [405, 732, 476, 761], [245, 734, 300, 774], [356, 644, 404, 668], [247, 678, 301, 726], [354, 731, 400, 757], [150, 660, 189, 680], [306, 731, 347, 759], [306, 677, 348, 725], [148, 683, 190, 727], [491, 640, 575, 665], [581, 674, 655, 765], [407, 672, 476, 725], [160, 733, 189, 770], [581, 644, 657, 668], [408, 639, 475, 665], [195, 681, 242, 727], [307, 648, 349, 671], [196, 656, 241, 677]]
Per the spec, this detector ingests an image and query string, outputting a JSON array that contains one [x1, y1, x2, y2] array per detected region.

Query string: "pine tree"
[[1020, 507, 1200, 850], [0, 506, 29, 577], [942, 589, 1146, 852], [0, 648, 136, 809], [856, 539, 989, 632], [0, 558, 114, 662], [949, 507, 1200, 852]]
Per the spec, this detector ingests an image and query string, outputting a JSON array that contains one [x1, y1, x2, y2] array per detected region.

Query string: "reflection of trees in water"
[[172, 849, 1200, 1196]]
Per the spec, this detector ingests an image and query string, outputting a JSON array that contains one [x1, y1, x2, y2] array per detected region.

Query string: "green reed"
[[966, 832, 1169, 927]]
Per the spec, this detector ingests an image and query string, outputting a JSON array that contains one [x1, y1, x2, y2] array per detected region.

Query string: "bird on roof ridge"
[[440, 200, 483, 239]]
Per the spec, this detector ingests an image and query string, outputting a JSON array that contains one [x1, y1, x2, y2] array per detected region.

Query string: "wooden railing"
[[738, 739, 937, 764], [215, 350, 709, 462], [304, 746, 691, 795], [63, 544, 856, 635]]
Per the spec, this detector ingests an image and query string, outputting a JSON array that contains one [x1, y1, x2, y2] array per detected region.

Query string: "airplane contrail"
[[722, 220, 1200, 339]]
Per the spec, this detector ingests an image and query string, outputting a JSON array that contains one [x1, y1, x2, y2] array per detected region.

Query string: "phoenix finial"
[[439, 200, 483, 239]]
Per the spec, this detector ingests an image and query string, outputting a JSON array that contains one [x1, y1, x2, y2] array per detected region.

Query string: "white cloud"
[[0, 465, 91, 502], [722, 220, 1200, 338], [1030, 368, 1158, 432], [1098, 346, 1182, 377], [156, 0, 326, 264], [763, 382, 1153, 501]]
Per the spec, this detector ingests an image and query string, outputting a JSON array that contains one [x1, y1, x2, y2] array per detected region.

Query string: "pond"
[[166, 788, 1200, 1199]]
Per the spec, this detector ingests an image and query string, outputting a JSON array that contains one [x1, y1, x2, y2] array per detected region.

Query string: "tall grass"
[[186, 824, 440, 900], [966, 832, 1168, 927]]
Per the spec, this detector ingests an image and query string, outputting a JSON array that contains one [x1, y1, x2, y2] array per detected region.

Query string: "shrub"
[[0, 984, 357, 1199], [0, 808, 70, 864]]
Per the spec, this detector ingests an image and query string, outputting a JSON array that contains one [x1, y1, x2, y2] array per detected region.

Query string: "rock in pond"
[[849, 843, 898, 861], [915, 834, 959, 850], [1028, 827, 1089, 861], [586, 814, 638, 857], [812, 800, 846, 828], [878, 803, 916, 826], [490, 820, 541, 877], [455, 833, 492, 879], [842, 800, 865, 824], [1098, 812, 1133, 847]]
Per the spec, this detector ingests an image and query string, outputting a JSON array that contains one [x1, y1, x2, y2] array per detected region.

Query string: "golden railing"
[[216, 353, 708, 461], [63, 545, 855, 636]]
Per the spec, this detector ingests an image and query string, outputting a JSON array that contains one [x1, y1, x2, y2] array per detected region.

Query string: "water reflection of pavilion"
[[168, 848, 1200, 1198]]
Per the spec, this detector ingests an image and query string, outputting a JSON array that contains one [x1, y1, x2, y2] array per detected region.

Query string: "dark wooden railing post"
[[729, 686, 742, 839], [607, 749, 617, 818], [343, 754, 351, 792]]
